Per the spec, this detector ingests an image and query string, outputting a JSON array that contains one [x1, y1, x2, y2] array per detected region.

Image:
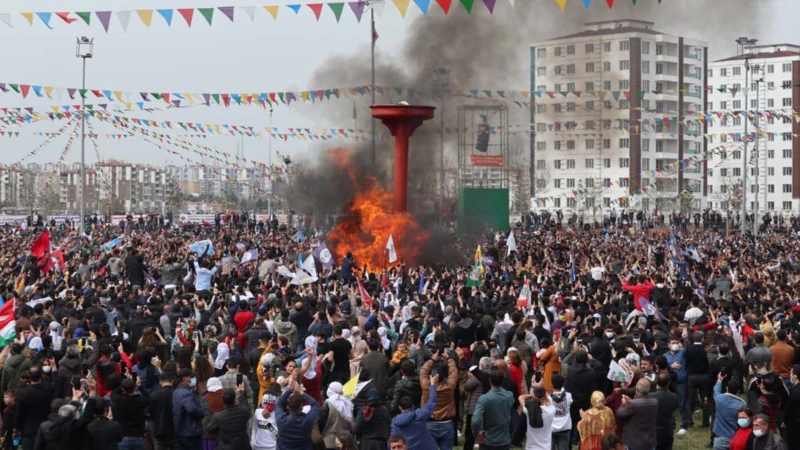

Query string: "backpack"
[[525, 398, 544, 428], [758, 395, 781, 432]]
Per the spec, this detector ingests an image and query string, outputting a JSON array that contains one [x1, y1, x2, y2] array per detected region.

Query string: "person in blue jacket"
[[172, 368, 205, 450], [275, 380, 320, 450], [390, 375, 438, 450]]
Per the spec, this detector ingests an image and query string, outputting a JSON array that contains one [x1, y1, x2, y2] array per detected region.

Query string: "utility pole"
[[76, 37, 93, 233], [434, 68, 450, 221], [368, 1, 382, 167], [736, 37, 758, 235], [268, 107, 273, 215], [753, 69, 762, 237]]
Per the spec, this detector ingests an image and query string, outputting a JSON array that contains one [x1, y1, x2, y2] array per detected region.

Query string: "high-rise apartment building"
[[95, 160, 171, 213], [530, 19, 708, 215], [706, 43, 800, 214]]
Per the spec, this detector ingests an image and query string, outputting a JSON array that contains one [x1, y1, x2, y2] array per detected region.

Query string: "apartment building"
[[95, 160, 171, 213], [530, 19, 708, 215], [706, 44, 800, 214], [58, 168, 100, 212]]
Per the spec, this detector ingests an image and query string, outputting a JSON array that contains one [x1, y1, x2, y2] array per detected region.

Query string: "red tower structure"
[[370, 104, 436, 213]]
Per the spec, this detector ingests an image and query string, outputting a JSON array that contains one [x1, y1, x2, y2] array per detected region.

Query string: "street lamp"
[[434, 67, 450, 219], [736, 37, 757, 234], [76, 36, 93, 233]]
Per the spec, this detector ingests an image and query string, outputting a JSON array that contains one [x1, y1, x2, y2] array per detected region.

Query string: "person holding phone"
[[219, 357, 253, 411]]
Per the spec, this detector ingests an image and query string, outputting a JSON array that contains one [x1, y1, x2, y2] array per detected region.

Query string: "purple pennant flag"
[[172, 100, 181, 107], [96, 11, 112, 32], [639, 297, 667, 321], [0, 83, 6, 93], [144, 270, 160, 286], [482, 0, 497, 13], [312, 242, 335, 268], [67, 88, 77, 99], [239, 249, 259, 266], [348, 1, 366, 22], [140, 92, 149, 101], [218, 6, 235, 21], [24, 107, 33, 114], [202, 93, 211, 105]]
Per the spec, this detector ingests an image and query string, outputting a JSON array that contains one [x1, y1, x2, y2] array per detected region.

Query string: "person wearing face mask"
[[172, 368, 205, 450], [665, 336, 690, 435], [748, 413, 787, 450], [251, 384, 281, 450], [729, 407, 754, 450], [711, 372, 746, 450]]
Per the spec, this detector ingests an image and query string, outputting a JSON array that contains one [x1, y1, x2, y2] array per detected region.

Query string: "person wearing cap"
[[172, 368, 205, 450], [252, 384, 281, 450], [200, 377, 225, 448]]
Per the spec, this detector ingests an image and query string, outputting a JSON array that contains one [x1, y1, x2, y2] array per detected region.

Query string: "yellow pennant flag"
[[114, 91, 124, 102], [554, 0, 567, 11], [393, 0, 411, 17], [21, 12, 33, 26], [136, 10, 154, 27], [44, 86, 53, 99], [263, 5, 279, 20]]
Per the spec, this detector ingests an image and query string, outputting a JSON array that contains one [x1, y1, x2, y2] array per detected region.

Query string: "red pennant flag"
[[20, 85, 30, 98], [56, 12, 77, 24], [221, 93, 231, 107], [30, 230, 52, 272], [606, 0, 614, 7], [178, 8, 194, 26], [162, 93, 170, 104], [357, 277, 372, 309], [307, 3, 324, 20], [436, 0, 453, 14]]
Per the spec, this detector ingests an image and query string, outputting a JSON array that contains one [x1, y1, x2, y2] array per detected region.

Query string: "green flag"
[[466, 263, 482, 287]]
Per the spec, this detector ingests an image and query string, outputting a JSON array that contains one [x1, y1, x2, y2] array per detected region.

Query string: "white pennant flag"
[[369, 0, 386, 18], [116, 11, 132, 33], [508, 0, 516, 8], [240, 6, 256, 21], [506, 230, 517, 256], [0, 13, 12, 27], [386, 234, 398, 263]]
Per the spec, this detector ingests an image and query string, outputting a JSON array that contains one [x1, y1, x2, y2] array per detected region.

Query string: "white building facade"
[[530, 19, 708, 216], [706, 44, 800, 214]]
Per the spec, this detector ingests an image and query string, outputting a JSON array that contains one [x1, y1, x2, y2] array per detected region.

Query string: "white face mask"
[[753, 428, 765, 437], [42, 366, 52, 373], [605, 332, 615, 339], [670, 344, 680, 352]]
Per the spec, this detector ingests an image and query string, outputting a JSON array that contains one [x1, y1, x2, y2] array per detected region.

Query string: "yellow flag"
[[263, 5, 279, 20], [21, 12, 33, 26], [44, 86, 53, 99], [114, 91, 124, 102], [554, 0, 567, 10], [393, 0, 411, 17], [136, 10, 154, 27], [343, 372, 359, 397], [475, 245, 482, 263]]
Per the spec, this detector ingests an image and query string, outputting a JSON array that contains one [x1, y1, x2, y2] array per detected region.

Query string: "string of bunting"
[[10, 118, 78, 168]]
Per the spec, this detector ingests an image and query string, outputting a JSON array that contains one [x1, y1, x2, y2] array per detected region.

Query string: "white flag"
[[386, 234, 398, 263], [506, 230, 518, 256]]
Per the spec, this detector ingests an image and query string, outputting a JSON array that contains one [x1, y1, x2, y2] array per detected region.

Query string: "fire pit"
[[371, 104, 436, 213]]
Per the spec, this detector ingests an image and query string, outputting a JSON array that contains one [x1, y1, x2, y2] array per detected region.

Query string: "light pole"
[[434, 67, 450, 219], [736, 37, 757, 234], [367, 0, 383, 167], [268, 107, 273, 215], [76, 36, 93, 232], [752, 67, 762, 236]]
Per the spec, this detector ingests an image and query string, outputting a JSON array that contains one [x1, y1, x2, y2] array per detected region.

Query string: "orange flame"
[[326, 148, 429, 271]]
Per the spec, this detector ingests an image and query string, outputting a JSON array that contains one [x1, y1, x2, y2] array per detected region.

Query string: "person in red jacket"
[[233, 299, 255, 348], [622, 274, 655, 312]]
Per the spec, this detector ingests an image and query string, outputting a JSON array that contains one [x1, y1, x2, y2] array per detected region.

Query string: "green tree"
[[167, 179, 185, 213], [37, 182, 63, 215]]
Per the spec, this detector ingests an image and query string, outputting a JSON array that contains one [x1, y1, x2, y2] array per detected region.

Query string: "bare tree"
[[712, 176, 743, 212], [576, 179, 605, 223]]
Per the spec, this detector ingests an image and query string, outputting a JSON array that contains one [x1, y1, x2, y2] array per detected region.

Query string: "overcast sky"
[[0, 0, 797, 167]]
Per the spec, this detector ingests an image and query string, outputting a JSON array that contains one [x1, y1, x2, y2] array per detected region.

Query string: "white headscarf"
[[214, 342, 230, 370], [377, 327, 391, 351], [28, 336, 43, 351], [49, 321, 63, 351], [303, 335, 318, 380], [348, 326, 361, 347], [325, 382, 354, 423]]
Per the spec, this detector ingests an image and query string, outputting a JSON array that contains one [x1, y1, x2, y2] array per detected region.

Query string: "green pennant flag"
[[76, 12, 91, 25], [632, 0, 637, 4], [717, 87, 726, 93], [483, 90, 492, 97], [466, 262, 482, 287], [151, 93, 161, 100], [327, 3, 345, 22], [79, 89, 88, 98], [460, 0, 475, 13], [560, 91, 569, 97], [85, 105, 93, 110], [278, 92, 285, 104], [324, 89, 331, 99], [9, 84, 19, 93], [637, 90, 646, 99], [198, 8, 214, 24]]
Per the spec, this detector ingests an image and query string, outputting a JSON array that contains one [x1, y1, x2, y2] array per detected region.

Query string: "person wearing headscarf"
[[353, 389, 390, 450], [320, 382, 353, 449], [27, 337, 43, 352], [213, 343, 230, 377], [48, 321, 63, 352], [576, 391, 616, 450], [256, 352, 275, 403], [377, 327, 391, 353], [349, 327, 368, 379], [200, 377, 226, 450]]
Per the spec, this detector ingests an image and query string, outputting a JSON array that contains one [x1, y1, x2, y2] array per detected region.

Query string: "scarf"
[[214, 343, 230, 370], [377, 327, 391, 351], [390, 348, 408, 365], [325, 382, 354, 424], [303, 335, 318, 380], [205, 391, 225, 414], [361, 389, 381, 421]]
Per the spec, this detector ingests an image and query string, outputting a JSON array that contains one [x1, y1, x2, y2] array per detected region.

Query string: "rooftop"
[[715, 44, 800, 62], [547, 19, 662, 41]]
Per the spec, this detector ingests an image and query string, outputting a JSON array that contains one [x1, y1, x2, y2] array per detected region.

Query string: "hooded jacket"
[[390, 375, 422, 414], [1, 353, 31, 393], [274, 318, 298, 349], [390, 385, 438, 450], [448, 318, 477, 348]]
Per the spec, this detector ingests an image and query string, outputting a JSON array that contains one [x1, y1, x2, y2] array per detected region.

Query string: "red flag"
[[51, 250, 66, 274], [372, 20, 378, 44], [31, 230, 52, 273], [381, 272, 388, 290], [357, 278, 372, 309]]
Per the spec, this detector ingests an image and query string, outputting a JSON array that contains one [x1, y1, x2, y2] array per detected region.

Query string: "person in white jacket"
[[251, 384, 281, 450]]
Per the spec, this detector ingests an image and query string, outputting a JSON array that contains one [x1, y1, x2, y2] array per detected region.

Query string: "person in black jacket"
[[353, 389, 391, 450], [685, 331, 710, 428], [14, 366, 54, 450], [148, 368, 176, 450], [110, 377, 151, 449], [86, 398, 123, 450], [650, 373, 678, 450], [124, 248, 146, 290], [565, 350, 597, 446], [205, 386, 251, 450]]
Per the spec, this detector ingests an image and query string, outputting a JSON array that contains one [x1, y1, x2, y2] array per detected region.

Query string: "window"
[[567, 140, 576, 150], [642, 100, 650, 110], [603, 62, 611, 73], [586, 139, 595, 149], [567, 45, 575, 55], [603, 80, 611, 90], [708, 102, 713, 111], [567, 198, 576, 208], [619, 157, 630, 168], [585, 178, 595, 188], [586, 63, 595, 73], [537, 104, 547, 113], [642, 41, 650, 54], [769, 167, 775, 176], [768, 81, 775, 89], [642, 159, 650, 170], [553, 198, 561, 207], [555, 66, 563, 75], [537, 67, 546, 76], [720, 68, 728, 77], [708, 186, 713, 194], [656, 140, 664, 152], [553, 104, 562, 113], [566, 83, 575, 92], [554, 47, 562, 56], [751, 99, 757, 108], [567, 64, 576, 74], [585, 101, 595, 111], [553, 179, 561, 188], [585, 159, 594, 169], [768, 99, 775, 107], [784, 167, 792, 176], [656, 44, 664, 55], [537, 85, 546, 91], [536, 160, 546, 169], [554, 84, 561, 93], [620, 100, 630, 109], [721, 101, 728, 110], [554, 141, 562, 150], [620, 178, 629, 188], [620, 40, 629, 51], [768, 150, 774, 159], [567, 159, 575, 169], [733, 100, 741, 109], [642, 61, 650, 74], [768, 185, 775, 193], [585, 82, 595, 92], [784, 149, 792, 158], [619, 80, 630, 90], [553, 160, 562, 170], [784, 201, 792, 211], [536, 142, 547, 151], [566, 102, 576, 112], [707, 68, 713, 78], [536, 48, 546, 58], [784, 98, 792, 107], [721, 185, 728, 194], [642, 80, 650, 91], [655, 63, 663, 75], [783, 80, 792, 89], [603, 42, 611, 52], [767, 64, 774, 74], [585, 43, 594, 54], [733, 168, 741, 176], [733, 117, 741, 126], [786, 134, 793, 142], [620, 139, 631, 149], [603, 139, 611, 149], [567, 178, 575, 188], [642, 139, 650, 152], [733, 151, 741, 159], [733, 67, 741, 76], [536, 179, 547, 189], [620, 60, 630, 70], [603, 158, 611, 168], [783, 184, 793, 193], [603, 197, 611, 207], [783, 63, 792, 72]]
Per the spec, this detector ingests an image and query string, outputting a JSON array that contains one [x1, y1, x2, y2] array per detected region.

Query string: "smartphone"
[[236, 373, 243, 386], [72, 377, 82, 391], [577, 339, 584, 346]]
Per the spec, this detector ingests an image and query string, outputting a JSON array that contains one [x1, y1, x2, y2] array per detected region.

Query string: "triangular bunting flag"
[[0, 13, 11, 27], [286, 4, 302, 14], [307, 3, 324, 20], [55, 12, 77, 24], [370, 0, 386, 16], [414, 0, 432, 14], [606, 0, 614, 7], [157, 9, 173, 25], [21, 12, 34, 26], [554, 0, 567, 10], [35, 12, 53, 29], [265, 5, 281, 18], [483, 0, 497, 12], [508, 0, 516, 8], [240, 6, 256, 21], [218, 6, 235, 22], [328, 3, 345, 21], [460, 0, 475, 12], [393, 0, 412, 17], [348, 2, 366, 21], [136, 10, 153, 27], [198, 8, 214, 25], [436, 0, 453, 14], [96, 11, 112, 32], [116, 10, 132, 32], [177, 8, 194, 26], [582, 0, 591, 7]]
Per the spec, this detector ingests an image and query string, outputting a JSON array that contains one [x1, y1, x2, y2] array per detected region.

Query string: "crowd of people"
[[0, 209, 798, 450]]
